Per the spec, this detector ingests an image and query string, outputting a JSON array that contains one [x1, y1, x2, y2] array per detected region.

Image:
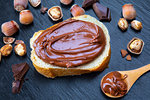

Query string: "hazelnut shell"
[[47, 6, 63, 21], [127, 37, 144, 55], [60, 0, 73, 5]]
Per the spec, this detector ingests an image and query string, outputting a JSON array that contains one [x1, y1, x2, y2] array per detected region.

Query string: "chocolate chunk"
[[40, 6, 48, 14], [82, 0, 99, 9], [93, 3, 111, 21], [12, 62, 29, 81], [12, 80, 23, 94]]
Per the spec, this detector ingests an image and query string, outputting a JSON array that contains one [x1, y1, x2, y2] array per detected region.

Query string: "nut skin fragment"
[[14, 0, 28, 12], [40, 6, 48, 14], [60, 0, 73, 5], [70, 4, 85, 17], [29, 0, 41, 7], [131, 20, 143, 31], [118, 18, 128, 31], [0, 44, 13, 56], [48, 6, 63, 21], [1, 21, 19, 36], [126, 55, 132, 61], [3, 37, 15, 44], [14, 43, 26, 56], [122, 4, 136, 20], [19, 10, 34, 25], [121, 49, 128, 58]]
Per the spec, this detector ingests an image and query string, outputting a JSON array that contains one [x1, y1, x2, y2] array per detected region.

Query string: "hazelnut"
[[126, 55, 132, 61], [1, 21, 19, 36], [48, 6, 63, 21], [3, 37, 15, 44], [14, 0, 28, 12], [0, 44, 13, 56], [29, 0, 41, 7], [122, 4, 136, 20], [70, 4, 85, 17], [127, 37, 144, 55], [19, 10, 34, 25], [131, 20, 143, 31], [14, 43, 27, 56], [60, 0, 73, 5], [118, 18, 128, 31]]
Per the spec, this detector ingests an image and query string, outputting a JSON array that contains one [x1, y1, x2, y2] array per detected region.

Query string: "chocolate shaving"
[[82, 0, 99, 9], [12, 62, 29, 94], [93, 2, 111, 21], [40, 6, 48, 14], [12, 80, 23, 94], [12, 62, 29, 80]]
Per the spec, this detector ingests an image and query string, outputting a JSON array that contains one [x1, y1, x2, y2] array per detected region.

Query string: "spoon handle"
[[119, 64, 150, 90]]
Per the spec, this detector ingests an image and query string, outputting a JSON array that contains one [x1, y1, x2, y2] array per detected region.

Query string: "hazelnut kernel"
[[14, 43, 26, 56], [1, 21, 19, 36], [3, 37, 15, 44], [122, 4, 136, 20], [118, 18, 128, 31], [130, 39, 142, 51], [48, 6, 63, 21], [14, 0, 28, 12], [19, 10, 34, 25], [60, 0, 73, 5], [0, 44, 13, 56], [49, 7, 61, 19], [70, 4, 85, 17], [131, 20, 143, 31]]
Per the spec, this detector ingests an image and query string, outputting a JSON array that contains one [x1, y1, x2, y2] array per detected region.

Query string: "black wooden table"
[[0, 0, 150, 100]]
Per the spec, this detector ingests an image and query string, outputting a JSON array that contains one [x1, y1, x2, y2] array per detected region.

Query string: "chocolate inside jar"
[[33, 19, 106, 68], [101, 71, 128, 96]]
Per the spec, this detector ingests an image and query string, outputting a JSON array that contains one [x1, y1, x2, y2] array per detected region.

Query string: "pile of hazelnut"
[[0, 0, 87, 62], [118, 4, 143, 31], [118, 4, 144, 61]]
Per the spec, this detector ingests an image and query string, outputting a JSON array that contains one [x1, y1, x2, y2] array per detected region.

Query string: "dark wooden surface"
[[0, 0, 150, 100]]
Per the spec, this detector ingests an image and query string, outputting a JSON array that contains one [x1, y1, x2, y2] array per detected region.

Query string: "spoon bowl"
[[101, 64, 150, 98]]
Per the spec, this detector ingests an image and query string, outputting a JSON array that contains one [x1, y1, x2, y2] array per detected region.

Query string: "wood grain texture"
[[0, 0, 150, 100]]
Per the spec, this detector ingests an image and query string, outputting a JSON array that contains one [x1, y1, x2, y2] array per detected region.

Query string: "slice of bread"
[[30, 15, 111, 78]]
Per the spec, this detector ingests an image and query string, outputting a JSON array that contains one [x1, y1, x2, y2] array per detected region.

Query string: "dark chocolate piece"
[[40, 6, 48, 14], [12, 62, 29, 81], [12, 80, 23, 94], [93, 3, 111, 21], [82, 0, 99, 9]]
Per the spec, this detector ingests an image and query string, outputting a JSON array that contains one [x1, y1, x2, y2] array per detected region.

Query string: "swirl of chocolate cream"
[[33, 19, 106, 68], [101, 71, 128, 96]]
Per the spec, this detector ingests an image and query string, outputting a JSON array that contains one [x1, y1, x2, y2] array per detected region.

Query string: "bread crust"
[[30, 15, 111, 78]]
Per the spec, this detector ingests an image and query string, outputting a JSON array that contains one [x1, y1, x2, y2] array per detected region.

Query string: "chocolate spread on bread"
[[33, 19, 106, 68], [101, 71, 128, 96]]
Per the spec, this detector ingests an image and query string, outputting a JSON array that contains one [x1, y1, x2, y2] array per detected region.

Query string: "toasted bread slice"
[[30, 15, 111, 78]]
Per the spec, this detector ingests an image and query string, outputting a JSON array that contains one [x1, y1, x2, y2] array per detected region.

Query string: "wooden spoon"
[[101, 64, 150, 98]]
